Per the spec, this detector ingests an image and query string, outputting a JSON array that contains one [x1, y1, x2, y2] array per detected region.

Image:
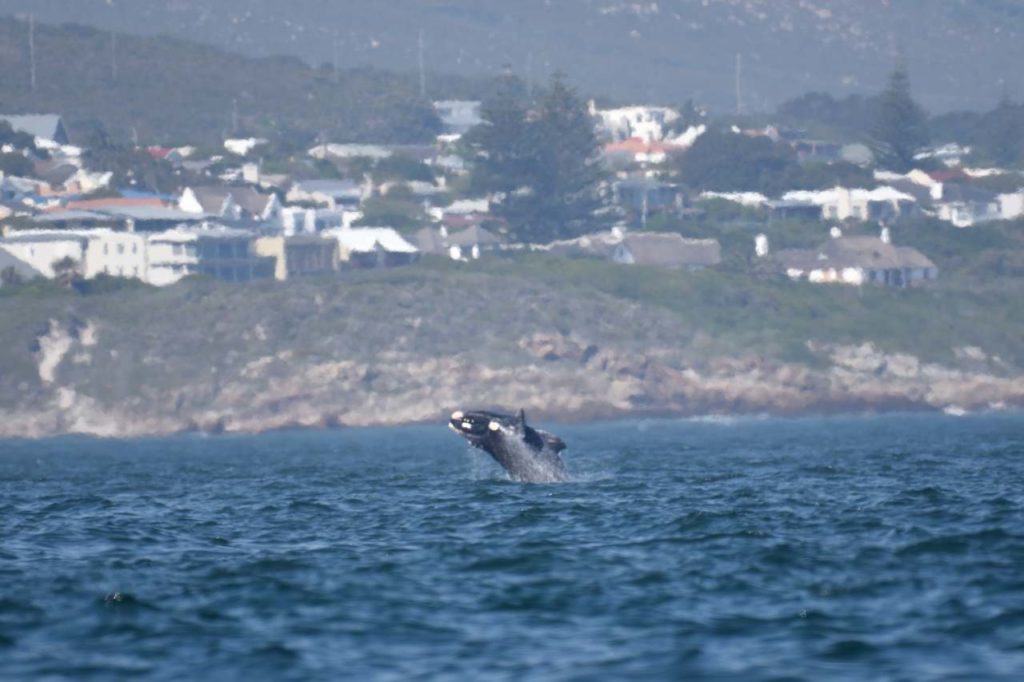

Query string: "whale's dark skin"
[[448, 409, 569, 483]]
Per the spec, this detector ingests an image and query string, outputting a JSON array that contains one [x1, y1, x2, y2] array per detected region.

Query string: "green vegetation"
[[2, 231, 1022, 420], [870, 64, 930, 172], [420, 249, 1024, 367], [467, 73, 609, 242], [0, 17, 453, 146], [353, 194, 430, 233]]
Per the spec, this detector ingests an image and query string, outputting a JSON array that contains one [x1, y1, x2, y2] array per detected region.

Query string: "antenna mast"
[[527, 51, 534, 97], [418, 29, 426, 98], [333, 36, 340, 83], [735, 53, 743, 115], [111, 32, 118, 82], [28, 14, 37, 91]]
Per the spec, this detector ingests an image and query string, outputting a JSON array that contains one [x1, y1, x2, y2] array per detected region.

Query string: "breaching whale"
[[448, 409, 569, 483]]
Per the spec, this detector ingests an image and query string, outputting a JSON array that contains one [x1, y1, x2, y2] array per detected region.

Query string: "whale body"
[[448, 409, 568, 483]]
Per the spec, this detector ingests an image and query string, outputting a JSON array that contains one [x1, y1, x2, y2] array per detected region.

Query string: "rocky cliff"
[[1, 267, 1020, 439]]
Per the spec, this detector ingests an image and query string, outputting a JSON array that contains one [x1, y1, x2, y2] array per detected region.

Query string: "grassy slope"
[[0, 18, 449, 145], [422, 254, 1024, 367], [2, 226, 1022, 414]]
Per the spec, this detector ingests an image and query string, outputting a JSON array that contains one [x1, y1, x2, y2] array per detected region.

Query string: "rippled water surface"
[[2, 414, 1024, 681]]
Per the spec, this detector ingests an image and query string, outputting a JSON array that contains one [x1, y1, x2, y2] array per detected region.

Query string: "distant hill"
[[0, 17, 479, 146], [2, 0, 1023, 113]]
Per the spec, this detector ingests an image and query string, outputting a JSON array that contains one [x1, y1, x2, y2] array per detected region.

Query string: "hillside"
[[0, 17, 468, 146], [2, 1, 1022, 112], [2, 241, 1023, 438]]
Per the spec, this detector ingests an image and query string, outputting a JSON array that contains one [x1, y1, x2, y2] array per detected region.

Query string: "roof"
[[64, 197, 168, 211], [188, 186, 274, 216], [700, 191, 768, 207], [781, 186, 915, 205], [446, 225, 504, 248], [34, 210, 112, 223], [618, 233, 721, 268], [603, 137, 682, 156], [445, 199, 490, 215], [34, 160, 78, 186], [1, 230, 89, 245], [292, 179, 362, 197], [323, 227, 418, 254], [308, 144, 392, 160], [150, 225, 256, 243], [0, 114, 67, 143], [776, 236, 936, 271], [544, 230, 623, 258], [414, 227, 449, 254], [939, 183, 999, 205], [89, 206, 202, 222]]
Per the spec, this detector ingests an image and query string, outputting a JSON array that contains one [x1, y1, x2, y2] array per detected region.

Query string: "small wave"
[[824, 639, 877, 660], [897, 537, 969, 557]]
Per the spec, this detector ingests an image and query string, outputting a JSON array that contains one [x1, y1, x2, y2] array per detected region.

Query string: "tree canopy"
[[468, 73, 609, 243], [870, 64, 930, 172]]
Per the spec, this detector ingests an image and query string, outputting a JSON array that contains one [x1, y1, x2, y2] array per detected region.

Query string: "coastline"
[[2, 362, 1020, 440]]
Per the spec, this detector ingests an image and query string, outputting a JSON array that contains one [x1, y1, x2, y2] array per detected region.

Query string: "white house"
[[308, 144, 392, 161], [589, 103, 680, 143], [224, 138, 267, 156], [612, 233, 721, 270], [0, 228, 147, 280], [932, 184, 1001, 228], [179, 186, 281, 223], [998, 191, 1024, 221], [433, 101, 482, 135], [323, 227, 419, 268], [286, 179, 365, 210], [146, 225, 275, 286], [0, 246, 42, 284], [0, 114, 70, 146], [774, 232, 937, 287], [781, 186, 917, 222]]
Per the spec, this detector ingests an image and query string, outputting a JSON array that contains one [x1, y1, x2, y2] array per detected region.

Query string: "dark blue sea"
[[2, 413, 1024, 681]]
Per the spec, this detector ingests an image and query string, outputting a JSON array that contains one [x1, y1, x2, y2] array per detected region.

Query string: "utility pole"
[[332, 36, 340, 83], [28, 14, 37, 91], [526, 51, 534, 97], [735, 52, 743, 115], [111, 31, 118, 82], [417, 29, 426, 99]]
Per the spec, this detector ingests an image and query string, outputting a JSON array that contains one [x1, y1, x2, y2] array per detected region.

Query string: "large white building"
[[0, 228, 147, 280], [589, 103, 681, 143], [146, 226, 275, 286]]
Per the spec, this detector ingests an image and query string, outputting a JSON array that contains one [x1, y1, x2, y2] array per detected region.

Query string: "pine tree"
[[466, 73, 532, 198], [870, 63, 930, 172], [516, 73, 609, 242], [468, 72, 608, 243], [978, 95, 1024, 167]]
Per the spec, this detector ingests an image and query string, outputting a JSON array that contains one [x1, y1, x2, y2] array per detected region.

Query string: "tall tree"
[[466, 73, 532, 198], [677, 128, 801, 197], [977, 95, 1024, 167], [870, 63, 929, 172], [469, 73, 608, 243], [516, 74, 608, 242]]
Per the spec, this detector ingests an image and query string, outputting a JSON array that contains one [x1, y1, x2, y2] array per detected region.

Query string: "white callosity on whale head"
[[488, 420, 501, 431], [451, 410, 463, 421]]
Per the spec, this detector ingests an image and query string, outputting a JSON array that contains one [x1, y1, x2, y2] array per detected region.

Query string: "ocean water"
[[1, 413, 1023, 681]]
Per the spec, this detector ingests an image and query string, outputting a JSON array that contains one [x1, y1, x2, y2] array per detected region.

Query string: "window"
[[117, 244, 125, 255]]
